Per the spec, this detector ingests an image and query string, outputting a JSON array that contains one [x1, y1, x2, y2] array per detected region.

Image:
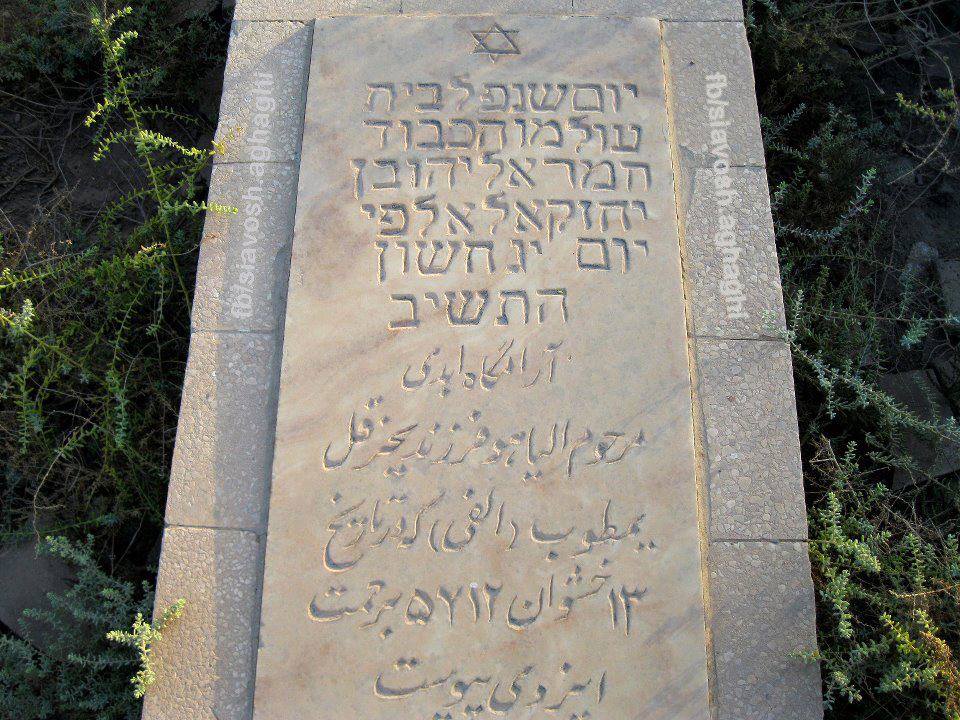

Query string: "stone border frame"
[[143, 3, 823, 719]]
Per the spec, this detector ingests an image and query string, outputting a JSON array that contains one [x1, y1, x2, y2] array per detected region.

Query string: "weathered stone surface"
[[933, 352, 960, 391], [574, 0, 744, 20], [235, 0, 401, 20], [234, 0, 743, 18], [693, 338, 808, 540], [214, 21, 311, 164], [878, 370, 960, 482], [901, 240, 939, 289], [403, 0, 570, 13], [142, 527, 261, 720], [938, 259, 960, 323], [0, 540, 74, 649], [254, 15, 711, 719], [165, 331, 279, 531], [710, 540, 823, 720], [663, 21, 766, 168], [679, 164, 786, 338], [192, 162, 297, 333]]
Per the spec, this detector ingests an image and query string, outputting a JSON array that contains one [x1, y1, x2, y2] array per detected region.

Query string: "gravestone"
[[257, 15, 708, 718], [143, 3, 823, 720]]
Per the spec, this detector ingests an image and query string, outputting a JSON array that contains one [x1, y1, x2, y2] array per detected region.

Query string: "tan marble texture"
[[253, 14, 711, 720]]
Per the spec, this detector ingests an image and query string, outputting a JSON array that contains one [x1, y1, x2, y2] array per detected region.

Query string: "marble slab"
[[253, 15, 711, 720]]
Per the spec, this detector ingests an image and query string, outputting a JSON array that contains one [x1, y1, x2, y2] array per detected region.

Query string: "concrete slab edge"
[[143, 18, 313, 720], [709, 540, 823, 720], [661, 15, 823, 720], [235, 0, 743, 21]]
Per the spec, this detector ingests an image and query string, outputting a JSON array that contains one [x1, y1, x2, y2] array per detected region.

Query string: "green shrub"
[[748, 1, 960, 717], [0, 6, 224, 716], [0, 5, 224, 550], [809, 441, 960, 718], [107, 597, 185, 700]]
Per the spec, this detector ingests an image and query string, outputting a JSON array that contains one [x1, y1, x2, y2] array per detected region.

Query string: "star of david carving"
[[471, 22, 521, 63]]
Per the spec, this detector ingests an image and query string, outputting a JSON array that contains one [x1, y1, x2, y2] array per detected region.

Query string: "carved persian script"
[[254, 16, 711, 720]]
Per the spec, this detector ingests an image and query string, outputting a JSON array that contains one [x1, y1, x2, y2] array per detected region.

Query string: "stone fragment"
[[882, 154, 920, 185], [0, 540, 74, 649], [932, 353, 960, 396], [901, 240, 939, 287], [878, 369, 960, 482], [166, 0, 218, 24], [938, 259, 960, 325]]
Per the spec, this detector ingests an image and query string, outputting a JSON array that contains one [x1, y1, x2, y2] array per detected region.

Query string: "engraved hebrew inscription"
[[255, 16, 711, 720]]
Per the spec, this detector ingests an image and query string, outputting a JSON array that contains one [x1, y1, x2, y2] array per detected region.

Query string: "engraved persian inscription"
[[255, 16, 711, 720]]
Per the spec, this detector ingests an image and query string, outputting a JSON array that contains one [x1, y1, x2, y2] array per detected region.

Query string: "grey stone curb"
[[213, 21, 312, 164], [709, 540, 823, 720], [192, 161, 297, 334], [663, 20, 767, 168], [236, 0, 398, 18], [659, 15, 819, 713], [165, 330, 281, 532], [690, 336, 808, 541], [141, 527, 262, 720], [145, 16, 313, 720], [236, 0, 743, 20], [677, 164, 788, 340], [575, 0, 743, 20], [403, 0, 571, 13]]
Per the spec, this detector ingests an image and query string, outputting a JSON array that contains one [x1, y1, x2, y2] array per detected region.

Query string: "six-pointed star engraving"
[[471, 22, 521, 63]]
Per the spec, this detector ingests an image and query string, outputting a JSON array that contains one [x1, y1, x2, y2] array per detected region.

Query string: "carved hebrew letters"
[[358, 74, 652, 331], [357, 87, 649, 267]]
